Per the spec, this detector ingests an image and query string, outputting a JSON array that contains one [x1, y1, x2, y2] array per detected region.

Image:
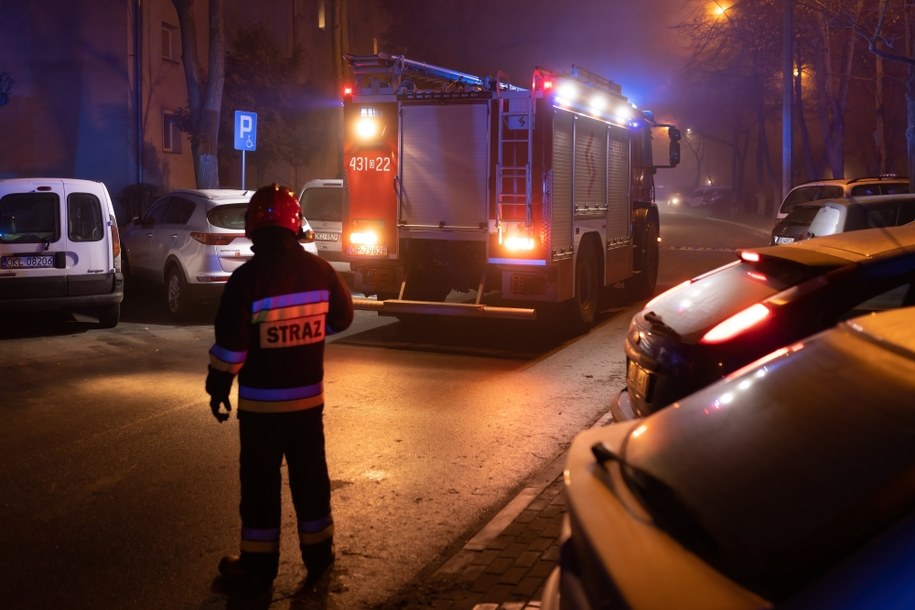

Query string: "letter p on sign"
[[234, 110, 257, 151]]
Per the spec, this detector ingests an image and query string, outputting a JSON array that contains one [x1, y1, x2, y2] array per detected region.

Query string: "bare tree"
[[171, 0, 226, 188], [805, 0, 915, 186], [675, 0, 784, 211]]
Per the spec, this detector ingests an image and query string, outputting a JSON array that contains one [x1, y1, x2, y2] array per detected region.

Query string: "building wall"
[[0, 0, 132, 195], [0, 0, 387, 219]]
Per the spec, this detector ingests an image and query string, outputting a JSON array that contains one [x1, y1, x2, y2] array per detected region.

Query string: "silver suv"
[[121, 188, 318, 318]]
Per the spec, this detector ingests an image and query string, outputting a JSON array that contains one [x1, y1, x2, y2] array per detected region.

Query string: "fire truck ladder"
[[496, 95, 533, 237]]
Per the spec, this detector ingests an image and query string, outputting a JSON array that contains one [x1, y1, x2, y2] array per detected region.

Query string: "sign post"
[[234, 110, 257, 189]]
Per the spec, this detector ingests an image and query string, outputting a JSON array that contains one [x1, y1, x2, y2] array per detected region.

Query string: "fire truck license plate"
[[627, 360, 652, 400], [2, 254, 55, 269], [347, 244, 388, 256]]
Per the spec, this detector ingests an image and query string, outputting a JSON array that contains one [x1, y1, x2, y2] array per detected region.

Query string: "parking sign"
[[234, 111, 257, 151]]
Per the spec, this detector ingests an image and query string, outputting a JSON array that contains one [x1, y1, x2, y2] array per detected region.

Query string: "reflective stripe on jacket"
[[208, 231, 354, 413]]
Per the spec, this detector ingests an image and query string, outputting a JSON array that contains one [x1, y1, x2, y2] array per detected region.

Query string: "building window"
[[162, 22, 179, 62], [163, 113, 182, 153], [317, 0, 326, 30]]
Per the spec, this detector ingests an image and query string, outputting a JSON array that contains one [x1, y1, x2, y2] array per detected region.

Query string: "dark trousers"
[[237, 406, 332, 577]]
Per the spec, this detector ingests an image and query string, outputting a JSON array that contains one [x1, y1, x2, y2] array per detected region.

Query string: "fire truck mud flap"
[[352, 297, 536, 320]]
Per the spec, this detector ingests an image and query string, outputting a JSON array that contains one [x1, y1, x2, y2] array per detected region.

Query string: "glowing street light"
[[711, 2, 731, 18]]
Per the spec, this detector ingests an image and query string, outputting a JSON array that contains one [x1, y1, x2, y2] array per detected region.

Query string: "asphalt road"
[[0, 209, 770, 609]]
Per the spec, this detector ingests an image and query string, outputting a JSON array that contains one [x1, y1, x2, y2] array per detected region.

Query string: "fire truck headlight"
[[557, 82, 578, 102], [504, 235, 536, 251], [614, 104, 633, 124], [355, 117, 380, 141]]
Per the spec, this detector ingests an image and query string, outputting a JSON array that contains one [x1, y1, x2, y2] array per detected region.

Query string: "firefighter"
[[205, 183, 354, 588]]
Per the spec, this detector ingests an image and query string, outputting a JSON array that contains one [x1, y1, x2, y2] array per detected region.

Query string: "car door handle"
[[168, 233, 178, 239]]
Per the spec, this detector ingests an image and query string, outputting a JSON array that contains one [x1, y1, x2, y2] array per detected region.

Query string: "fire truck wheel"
[[625, 216, 659, 301], [570, 241, 600, 333]]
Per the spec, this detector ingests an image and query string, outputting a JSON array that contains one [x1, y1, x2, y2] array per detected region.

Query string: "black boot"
[[218, 552, 278, 588], [300, 538, 335, 585]]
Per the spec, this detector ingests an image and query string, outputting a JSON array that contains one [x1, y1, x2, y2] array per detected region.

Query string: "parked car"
[[613, 224, 915, 420], [684, 187, 711, 208], [299, 179, 349, 276], [775, 175, 908, 221], [769, 201, 827, 245], [771, 193, 915, 245], [543, 306, 915, 610], [0, 177, 124, 327], [121, 188, 317, 318]]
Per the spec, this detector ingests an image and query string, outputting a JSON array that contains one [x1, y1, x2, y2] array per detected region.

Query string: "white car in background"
[[776, 175, 909, 221], [121, 188, 317, 318]]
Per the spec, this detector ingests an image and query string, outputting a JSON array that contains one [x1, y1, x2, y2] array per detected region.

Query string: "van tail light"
[[700, 303, 771, 344], [299, 228, 316, 244], [191, 232, 245, 245], [110, 217, 121, 259]]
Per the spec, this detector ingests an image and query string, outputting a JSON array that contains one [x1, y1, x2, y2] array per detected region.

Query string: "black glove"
[[206, 366, 234, 423]]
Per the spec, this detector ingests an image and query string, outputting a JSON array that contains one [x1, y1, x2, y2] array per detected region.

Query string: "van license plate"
[[1, 254, 55, 269], [315, 232, 339, 241]]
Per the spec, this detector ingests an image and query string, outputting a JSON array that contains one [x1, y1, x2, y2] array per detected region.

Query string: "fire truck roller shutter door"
[[551, 113, 574, 253], [399, 102, 489, 236]]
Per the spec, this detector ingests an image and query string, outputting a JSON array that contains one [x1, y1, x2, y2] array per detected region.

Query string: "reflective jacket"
[[208, 229, 354, 413]]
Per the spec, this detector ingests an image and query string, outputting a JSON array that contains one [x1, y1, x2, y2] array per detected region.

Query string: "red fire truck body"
[[341, 53, 680, 331]]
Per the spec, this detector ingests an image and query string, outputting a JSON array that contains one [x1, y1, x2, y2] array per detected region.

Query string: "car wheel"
[[166, 266, 192, 319]]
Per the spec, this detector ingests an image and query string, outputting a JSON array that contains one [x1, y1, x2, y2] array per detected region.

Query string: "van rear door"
[[61, 181, 116, 296], [0, 179, 68, 298]]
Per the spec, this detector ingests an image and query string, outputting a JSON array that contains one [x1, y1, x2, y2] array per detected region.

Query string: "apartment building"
[[0, 0, 386, 219]]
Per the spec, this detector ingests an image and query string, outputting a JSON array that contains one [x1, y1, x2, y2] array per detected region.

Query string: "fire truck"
[[341, 53, 680, 332]]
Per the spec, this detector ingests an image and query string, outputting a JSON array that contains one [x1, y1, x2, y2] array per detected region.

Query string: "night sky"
[[383, 0, 693, 119]]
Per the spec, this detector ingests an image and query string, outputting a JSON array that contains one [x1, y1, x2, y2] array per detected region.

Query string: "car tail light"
[[740, 251, 761, 263], [700, 303, 771, 344], [299, 228, 316, 244], [191, 232, 244, 245]]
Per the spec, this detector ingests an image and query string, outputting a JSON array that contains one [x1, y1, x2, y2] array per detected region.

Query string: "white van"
[[0, 178, 124, 327], [299, 179, 349, 275]]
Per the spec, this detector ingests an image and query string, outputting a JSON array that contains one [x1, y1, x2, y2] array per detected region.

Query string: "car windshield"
[[808, 206, 842, 236], [300, 187, 342, 222], [782, 204, 822, 227], [781, 185, 843, 214], [620, 327, 915, 601], [207, 203, 248, 230], [645, 259, 830, 337]]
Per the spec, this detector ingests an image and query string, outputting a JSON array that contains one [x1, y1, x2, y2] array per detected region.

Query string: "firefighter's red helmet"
[[245, 184, 302, 236]]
